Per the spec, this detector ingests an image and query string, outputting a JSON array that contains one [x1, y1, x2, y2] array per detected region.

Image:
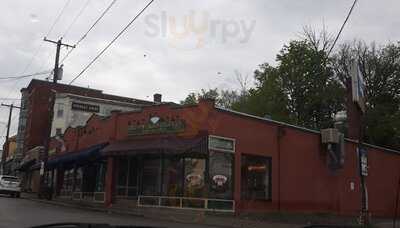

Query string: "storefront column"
[[234, 152, 241, 215], [105, 156, 115, 207]]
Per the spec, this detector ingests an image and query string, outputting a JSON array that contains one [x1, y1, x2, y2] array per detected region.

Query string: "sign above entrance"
[[128, 117, 185, 136], [209, 135, 235, 153]]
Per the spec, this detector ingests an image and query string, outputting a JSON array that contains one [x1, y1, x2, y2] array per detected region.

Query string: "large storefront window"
[[116, 157, 138, 197], [209, 151, 233, 199], [61, 169, 74, 195], [82, 165, 98, 192], [95, 162, 107, 192], [74, 168, 83, 192], [142, 156, 161, 195], [184, 158, 206, 198], [241, 155, 271, 200], [162, 156, 183, 196]]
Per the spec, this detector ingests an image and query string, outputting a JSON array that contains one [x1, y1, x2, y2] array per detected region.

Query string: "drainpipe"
[[393, 169, 400, 228], [277, 126, 284, 211]]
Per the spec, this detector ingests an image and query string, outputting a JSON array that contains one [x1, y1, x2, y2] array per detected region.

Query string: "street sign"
[[358, 147, 368, 176], [351, 60, 366, 113]]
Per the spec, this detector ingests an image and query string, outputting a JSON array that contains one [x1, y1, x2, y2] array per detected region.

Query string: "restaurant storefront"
[[45, 99, 400, 217], [46, 143, 108, 203], [103, 135, 235, 211]]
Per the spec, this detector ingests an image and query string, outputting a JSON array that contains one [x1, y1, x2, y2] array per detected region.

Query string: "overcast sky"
[[0, 0, 399, 146]]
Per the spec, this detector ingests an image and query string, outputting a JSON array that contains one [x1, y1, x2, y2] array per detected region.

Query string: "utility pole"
[[43, 37, 75, 83], [1, 103, 21, 174]]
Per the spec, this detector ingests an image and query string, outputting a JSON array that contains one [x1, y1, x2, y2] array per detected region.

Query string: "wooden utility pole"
[[43, 37, 75, 83], [1, 103, 21, 174]]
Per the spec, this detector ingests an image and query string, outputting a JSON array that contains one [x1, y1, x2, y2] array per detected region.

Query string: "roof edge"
[[216, 107, 400, 156]]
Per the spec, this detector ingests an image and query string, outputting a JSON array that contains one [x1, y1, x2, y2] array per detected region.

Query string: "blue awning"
[[47, 143, 108, 169]]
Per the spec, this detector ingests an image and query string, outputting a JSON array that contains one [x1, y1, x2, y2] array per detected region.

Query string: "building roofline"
[[216, 107, 400, 156], [55, 92, 144, 108], [216, 107, 321, 134], [24, 79, 154, 105]]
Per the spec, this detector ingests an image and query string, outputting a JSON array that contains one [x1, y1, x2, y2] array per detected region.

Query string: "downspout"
[[393, 169, 400, 228], [277, 126, 284, 211]]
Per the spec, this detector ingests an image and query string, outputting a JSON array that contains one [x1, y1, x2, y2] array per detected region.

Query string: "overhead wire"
[[62, 0, 92, 39], [45, 0, 72, 38], [61, 0, 118, 64], [328, 0, 358, 56], [69, 0, 155, 85], [1, 0, 73, 99], [0, 70, 52, 80], [0, 0, 73, 131]]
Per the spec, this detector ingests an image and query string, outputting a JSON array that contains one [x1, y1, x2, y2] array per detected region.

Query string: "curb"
[[21, 196, 233, 228]]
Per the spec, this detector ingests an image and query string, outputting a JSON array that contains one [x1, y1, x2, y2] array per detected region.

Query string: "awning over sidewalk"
[[47, 143, 108, 169], [102, 136, 207, 156]]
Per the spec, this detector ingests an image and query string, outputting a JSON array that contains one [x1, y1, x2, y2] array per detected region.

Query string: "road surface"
[[0, 195, 221, 228]]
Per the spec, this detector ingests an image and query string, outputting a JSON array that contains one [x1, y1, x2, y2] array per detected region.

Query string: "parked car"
[[0, 175, 21, 198]]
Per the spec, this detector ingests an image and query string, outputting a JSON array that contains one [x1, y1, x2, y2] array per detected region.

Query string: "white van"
[[0, 175, 21, 198]]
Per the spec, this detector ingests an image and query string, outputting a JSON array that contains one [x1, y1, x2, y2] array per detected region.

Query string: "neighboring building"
[[14, 79, 153, 178], [2, 135, 17, 175], [47, 99, 400, 217], [18, 146, 44, 192], [51, 93, 145, 137]]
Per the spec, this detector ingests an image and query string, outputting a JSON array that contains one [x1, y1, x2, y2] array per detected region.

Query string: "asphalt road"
[[0, 195, 221, 228]]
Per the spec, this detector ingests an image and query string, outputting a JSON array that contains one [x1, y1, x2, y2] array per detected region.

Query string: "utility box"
[[321, 128, 340, 144]]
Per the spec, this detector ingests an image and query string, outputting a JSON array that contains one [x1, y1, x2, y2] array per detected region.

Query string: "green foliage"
[[234, 38, 345, 129], [334, 41, 400, 150], [180, 88, 242, 109], [181, 36, 400, 150]]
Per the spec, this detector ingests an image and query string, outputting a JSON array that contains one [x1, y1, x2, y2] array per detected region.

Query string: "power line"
[[0, 70, 51, 80], [1, 0, 74, 103], [46, 0, 72, 38], [61, 0, 118, 64], [62, 0, 92, 39], [69, 0, 155, 85], [328, 0, 358, 56]]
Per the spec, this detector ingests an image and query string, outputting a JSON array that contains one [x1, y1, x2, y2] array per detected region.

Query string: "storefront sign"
[[185, 174, 203, 188], [71, 102, 100, 113], [212, 175, 228, 187], [209, 135, 235, 153], [128, 117, 185, 136], [358, 148, 368, 176]]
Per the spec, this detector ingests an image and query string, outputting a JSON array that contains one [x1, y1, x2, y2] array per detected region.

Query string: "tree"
[[234, 29, 345, 129], [180, 88, 242, 109], [333, 41, 400, 150]]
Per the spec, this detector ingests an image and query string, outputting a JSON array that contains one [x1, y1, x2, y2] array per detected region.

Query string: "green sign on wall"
[[128, 118, 185, 136]]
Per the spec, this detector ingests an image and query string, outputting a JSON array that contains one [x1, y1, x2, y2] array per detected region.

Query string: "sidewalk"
[[21, 193, 396, 228]]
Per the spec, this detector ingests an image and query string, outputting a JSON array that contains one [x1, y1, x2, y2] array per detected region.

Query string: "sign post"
[[351, 60, 369, 226]]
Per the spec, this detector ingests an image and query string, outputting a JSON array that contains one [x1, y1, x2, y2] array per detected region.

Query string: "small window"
[[241, 155, 271, 200], [57, 104, 64, 118], [56, 128, 62, 136]]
